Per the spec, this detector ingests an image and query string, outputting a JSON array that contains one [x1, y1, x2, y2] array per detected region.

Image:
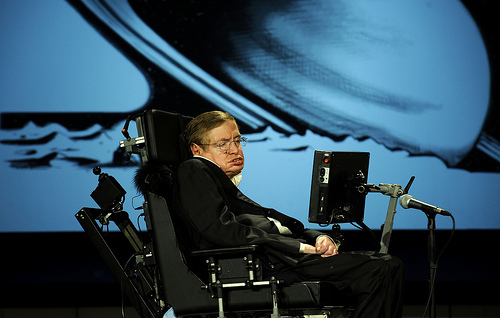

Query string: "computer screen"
[[309, 151, 370, 225]]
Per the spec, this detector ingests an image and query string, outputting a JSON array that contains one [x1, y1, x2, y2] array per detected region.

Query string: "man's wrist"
[[299, 242, 305, 253]]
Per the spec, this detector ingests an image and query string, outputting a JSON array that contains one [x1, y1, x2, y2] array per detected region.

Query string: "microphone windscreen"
[[399, 194, 413, 209]]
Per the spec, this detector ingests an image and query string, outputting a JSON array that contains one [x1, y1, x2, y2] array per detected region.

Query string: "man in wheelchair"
[[171, 110, 404, 318]]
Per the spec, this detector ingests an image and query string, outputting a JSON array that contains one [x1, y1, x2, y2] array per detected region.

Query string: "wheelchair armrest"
[[190, 245, 259, 258]]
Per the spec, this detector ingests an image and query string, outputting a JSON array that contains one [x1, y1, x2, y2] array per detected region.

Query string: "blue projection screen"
[[0, 0, 498, 232]]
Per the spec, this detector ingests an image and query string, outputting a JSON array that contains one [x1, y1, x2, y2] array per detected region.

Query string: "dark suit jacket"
[[173, 157, 331, 270]]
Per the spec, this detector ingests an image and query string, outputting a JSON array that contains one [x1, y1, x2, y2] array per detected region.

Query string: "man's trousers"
[[292, 251, 404, 318]]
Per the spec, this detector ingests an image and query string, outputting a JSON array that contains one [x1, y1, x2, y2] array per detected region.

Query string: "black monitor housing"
[[308, 151, 370, 225]]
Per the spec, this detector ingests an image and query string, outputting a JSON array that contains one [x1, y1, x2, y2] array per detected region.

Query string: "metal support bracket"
[[364, 183, 404, 253]]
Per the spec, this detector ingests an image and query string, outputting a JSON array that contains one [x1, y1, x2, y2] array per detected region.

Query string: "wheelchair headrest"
[[141, 109, 193, 166]]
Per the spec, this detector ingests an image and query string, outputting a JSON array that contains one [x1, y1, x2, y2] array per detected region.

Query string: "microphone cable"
[[422, 213, 455, 318]]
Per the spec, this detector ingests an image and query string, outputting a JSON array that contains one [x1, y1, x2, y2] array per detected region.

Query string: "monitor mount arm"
[[357, 176, 414, 253]]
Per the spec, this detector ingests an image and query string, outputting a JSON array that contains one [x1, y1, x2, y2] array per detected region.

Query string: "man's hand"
[[315, 235, 339, 258], [302, 236, 339, 257]]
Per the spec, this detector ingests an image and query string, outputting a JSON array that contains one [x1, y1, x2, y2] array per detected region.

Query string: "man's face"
[[191, 120, 245, 178]]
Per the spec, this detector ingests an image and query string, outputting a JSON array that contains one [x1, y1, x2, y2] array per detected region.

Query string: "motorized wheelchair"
[[76, 109, 355, 318]]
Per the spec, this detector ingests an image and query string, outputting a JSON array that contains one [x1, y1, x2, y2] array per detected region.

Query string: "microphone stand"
[[426, 212, 437, 318]]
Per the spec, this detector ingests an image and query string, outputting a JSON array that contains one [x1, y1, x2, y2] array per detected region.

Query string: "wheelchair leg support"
[[203, 256, 289, 318], [270, 278, 280, 318], [206, 256, 226, 318], [217, 284, 225, 318]]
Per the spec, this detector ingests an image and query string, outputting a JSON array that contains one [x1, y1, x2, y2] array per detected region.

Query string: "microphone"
[[399, 194, 451, 216]]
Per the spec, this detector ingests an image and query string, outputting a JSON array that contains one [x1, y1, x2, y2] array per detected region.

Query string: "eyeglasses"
[[198, 137, 248, 153]]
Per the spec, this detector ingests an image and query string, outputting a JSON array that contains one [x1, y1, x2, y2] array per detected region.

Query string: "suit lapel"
[[196, 157, 263, 208]]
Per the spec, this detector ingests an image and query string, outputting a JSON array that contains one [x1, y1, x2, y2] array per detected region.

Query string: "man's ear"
[[190, 143, 202, 156]]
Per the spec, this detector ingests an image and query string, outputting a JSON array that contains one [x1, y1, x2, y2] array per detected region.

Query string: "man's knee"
[[371, 255, 404, 280], [388, 255, 405, 278]]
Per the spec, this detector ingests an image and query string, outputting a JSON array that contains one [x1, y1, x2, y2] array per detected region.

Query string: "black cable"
[[318, 211, 336, 227], [136, 213, 143, 233], [120, 251, 142, 318], [319, 208, 381, 251], [349, 222, 363, 230], [136, 212, 147, 246], [131, 194, 144, 211], [337, 211, 380, 251]]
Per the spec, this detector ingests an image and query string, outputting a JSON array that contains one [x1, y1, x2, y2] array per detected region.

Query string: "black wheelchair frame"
[[76, 109, 354, 318]]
